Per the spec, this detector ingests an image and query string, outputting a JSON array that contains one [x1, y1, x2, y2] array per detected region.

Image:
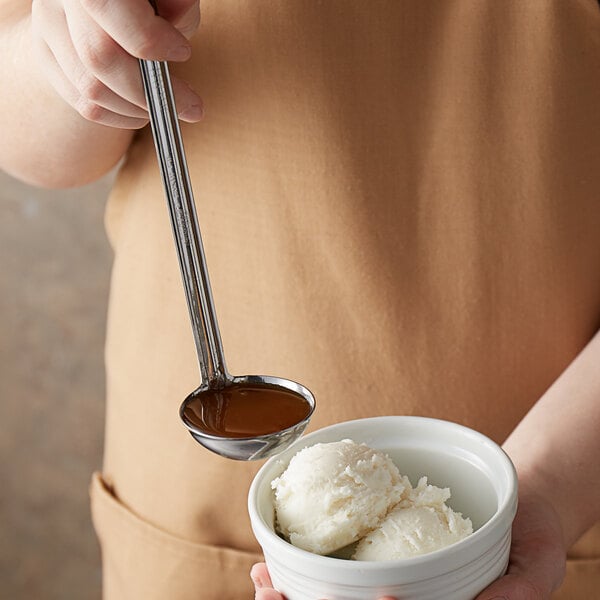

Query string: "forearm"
[[0, 7, 134, 188], [503, 328, 600, 548]]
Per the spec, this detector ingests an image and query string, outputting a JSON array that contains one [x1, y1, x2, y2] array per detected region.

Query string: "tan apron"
[[90, 1, 600, 597]]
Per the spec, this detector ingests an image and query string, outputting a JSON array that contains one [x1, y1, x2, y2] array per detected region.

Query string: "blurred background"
[[0, 169, 114, 599]]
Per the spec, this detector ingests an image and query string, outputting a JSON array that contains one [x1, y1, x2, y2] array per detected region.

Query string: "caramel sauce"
[[183, 383, 312, 438]]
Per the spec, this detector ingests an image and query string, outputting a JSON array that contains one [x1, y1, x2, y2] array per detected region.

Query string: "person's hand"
[[475, 486, 566, 599], [250, 563, 285, 600], [250, 563, 396, 600], [30, 0, 203, 128]]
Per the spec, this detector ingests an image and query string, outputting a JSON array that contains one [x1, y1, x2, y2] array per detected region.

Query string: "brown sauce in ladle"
[[183, 383, 312, 438]]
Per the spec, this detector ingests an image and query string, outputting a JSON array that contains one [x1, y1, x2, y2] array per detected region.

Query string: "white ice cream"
[[271, 440, 473, 560], [352, 476, 473, 560], [271, 439, 408, 555]]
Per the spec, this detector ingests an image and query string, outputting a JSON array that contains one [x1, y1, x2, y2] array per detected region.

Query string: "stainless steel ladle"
[[139, 58, 315, 461]]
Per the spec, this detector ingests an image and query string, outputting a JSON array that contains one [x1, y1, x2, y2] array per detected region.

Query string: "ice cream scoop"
[[352, 476, 473, 560], [272, 440, 408, 554]]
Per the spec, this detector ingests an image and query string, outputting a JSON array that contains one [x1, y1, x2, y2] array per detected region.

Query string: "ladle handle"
[[139, 58, 228, 389]]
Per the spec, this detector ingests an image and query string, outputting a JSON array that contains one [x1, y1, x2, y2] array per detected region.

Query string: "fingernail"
[[250, 572, 265, 589], [167, 45, 192, 61], [179, 103, 203, 121]]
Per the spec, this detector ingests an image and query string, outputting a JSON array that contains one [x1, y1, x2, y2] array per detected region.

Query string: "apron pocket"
[[90, 472, 263, 600]]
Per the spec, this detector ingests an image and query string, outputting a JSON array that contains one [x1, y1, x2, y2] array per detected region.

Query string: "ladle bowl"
[[180, 375, 315, 461], [139, 51, 315, 461]]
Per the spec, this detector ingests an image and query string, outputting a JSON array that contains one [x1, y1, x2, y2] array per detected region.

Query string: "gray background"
[[0, 169, 113, 599]]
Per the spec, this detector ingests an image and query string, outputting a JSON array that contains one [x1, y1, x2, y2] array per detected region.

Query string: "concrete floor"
[[0, 169, 113, 599]]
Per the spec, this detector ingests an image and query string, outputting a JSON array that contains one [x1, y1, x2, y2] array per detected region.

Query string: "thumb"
[[475, 574, 546, 600], [475, 489, 566, 600], [474, 537, 564, 600]]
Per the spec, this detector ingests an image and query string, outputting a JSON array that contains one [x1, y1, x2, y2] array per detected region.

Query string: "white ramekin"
[[248, 416, 518, 600]]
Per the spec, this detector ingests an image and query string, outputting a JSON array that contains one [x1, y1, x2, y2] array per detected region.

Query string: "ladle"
[[139, 56, 315, 461]]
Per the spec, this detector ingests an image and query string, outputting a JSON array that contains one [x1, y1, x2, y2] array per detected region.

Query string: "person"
[[2, 1, 600, 598]]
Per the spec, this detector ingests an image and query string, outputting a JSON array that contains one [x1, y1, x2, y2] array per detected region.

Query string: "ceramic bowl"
[[248, 416, 518, 600]]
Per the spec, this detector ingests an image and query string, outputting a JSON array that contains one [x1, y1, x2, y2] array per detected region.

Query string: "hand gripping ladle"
[[139, 58, 315, 461]]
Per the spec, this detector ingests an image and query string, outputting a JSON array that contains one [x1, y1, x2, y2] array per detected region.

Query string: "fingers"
[[255, 591, 286, 600], [474, 573, 545, 599], [250, 564, 285, 600], [30, 0, 203, 128], [475, 492, 565, 600], [32, 6, 148, 128], [250, 563, 274, 590], [42, 49, 149, 128], [64, 0, 149, 111], [78, 0, 192, 61]]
